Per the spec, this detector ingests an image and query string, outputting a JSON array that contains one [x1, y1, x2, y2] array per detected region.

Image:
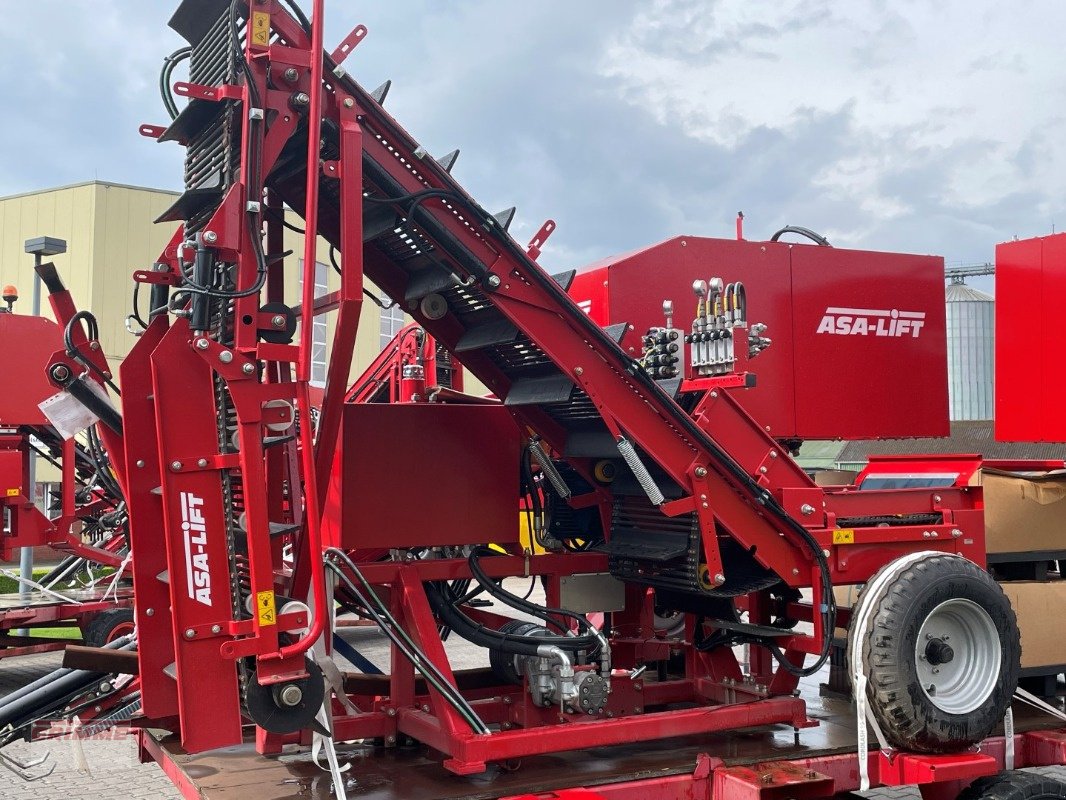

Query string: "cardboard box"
[[998, 581, 1066, 668], [982, 467, 1066, 554], [813, 469, 859, 487]]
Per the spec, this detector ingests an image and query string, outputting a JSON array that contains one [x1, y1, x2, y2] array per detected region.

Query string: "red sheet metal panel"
[[571, 237, 796, 436], [995, 234, 1064, 441], [570, 237, 948, 440], [790, 245, 947, 439], [0, 314, 63, 427], [339, 403, 523, 549]]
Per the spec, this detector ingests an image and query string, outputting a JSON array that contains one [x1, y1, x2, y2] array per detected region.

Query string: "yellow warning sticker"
[[251, 11, 271, 47], [833, 529, 855, 545], [256, 590, 277, 626]]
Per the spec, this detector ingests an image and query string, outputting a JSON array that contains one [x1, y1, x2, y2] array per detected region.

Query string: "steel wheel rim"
[[915, 598, 1000, 714], [106, 621, 136, 644]]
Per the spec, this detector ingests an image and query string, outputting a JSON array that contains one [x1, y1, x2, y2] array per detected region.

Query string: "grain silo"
[[946, 280, 994, 420]]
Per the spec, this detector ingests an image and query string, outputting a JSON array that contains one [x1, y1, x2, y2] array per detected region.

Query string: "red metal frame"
[[494, 730, 1066, 800]]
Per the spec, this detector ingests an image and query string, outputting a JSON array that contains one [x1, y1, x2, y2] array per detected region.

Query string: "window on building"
[[380, 303, 405, 349], [298, 260, 329, 387]]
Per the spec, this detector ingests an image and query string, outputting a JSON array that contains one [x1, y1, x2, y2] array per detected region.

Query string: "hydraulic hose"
[[769, 225, 831, 246], [323, 550, 489, 734], [466, 550, 599, 645]]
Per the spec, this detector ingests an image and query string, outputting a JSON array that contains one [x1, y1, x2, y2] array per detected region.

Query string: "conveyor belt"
[[161, 0, 826, 605], [260, 58, 830, 603]]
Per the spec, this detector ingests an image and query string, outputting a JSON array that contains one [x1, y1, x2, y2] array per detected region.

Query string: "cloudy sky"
[[3, 0, 1065, 293]]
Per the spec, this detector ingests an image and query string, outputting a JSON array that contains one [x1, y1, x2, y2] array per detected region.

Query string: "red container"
[[569, 236, 948, 440], [995, 233, 1066, 442]]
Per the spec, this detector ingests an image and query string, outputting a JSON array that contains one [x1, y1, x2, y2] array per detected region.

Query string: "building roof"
[[837, 420, 1066, 463], [945, 282, 994, 302], [0, 180, 179, 203], [795, 439, 848, 468]]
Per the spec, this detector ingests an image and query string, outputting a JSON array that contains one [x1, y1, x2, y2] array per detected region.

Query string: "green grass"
[[0, 567, 52, 595], [0, 567, 84, 639], [28, 626, 80, 640]]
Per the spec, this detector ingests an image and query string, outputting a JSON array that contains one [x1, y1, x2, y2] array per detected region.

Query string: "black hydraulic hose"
[[467, 550, 594, 639], [769, 225, 831, 247], [323, 551, 489, 734], [159, 46, 191, 120], [63, 311, 121, 396], [149, 282, 170, 321], [0, 636, 135, 730], [426, 583, 577, 658]]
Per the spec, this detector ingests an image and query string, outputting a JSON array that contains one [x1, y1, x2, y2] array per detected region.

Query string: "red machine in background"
[[0, 295, 132, 659], [2, 3, 1059, 799], [571, 235, 949, 441], [995, 232, 1066, 442], [342, 320, 462, 404]]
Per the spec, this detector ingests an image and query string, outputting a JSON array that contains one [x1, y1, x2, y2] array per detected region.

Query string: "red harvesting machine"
[[1, 3, 1055, 799]]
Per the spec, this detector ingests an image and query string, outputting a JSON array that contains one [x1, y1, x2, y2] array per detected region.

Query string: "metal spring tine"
[[0, 748, 56, 781]]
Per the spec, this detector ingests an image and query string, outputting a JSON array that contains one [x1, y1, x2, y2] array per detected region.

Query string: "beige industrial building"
[[0, 180, 399, 378]]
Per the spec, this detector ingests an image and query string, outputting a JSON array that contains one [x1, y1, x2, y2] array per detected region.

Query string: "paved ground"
[[2, 581, 1066, 798], [0, 652, 181, 798]]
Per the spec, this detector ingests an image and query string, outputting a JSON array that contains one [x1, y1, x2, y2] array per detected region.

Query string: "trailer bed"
[[139, 671, 1066, 800], [0, 588, 133, 658]]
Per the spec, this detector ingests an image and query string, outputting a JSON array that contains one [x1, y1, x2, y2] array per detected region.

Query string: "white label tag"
[[39, 389, 100, 440]]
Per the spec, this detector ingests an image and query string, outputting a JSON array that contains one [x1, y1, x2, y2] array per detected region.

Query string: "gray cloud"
[[0, 1, 1063, 281]]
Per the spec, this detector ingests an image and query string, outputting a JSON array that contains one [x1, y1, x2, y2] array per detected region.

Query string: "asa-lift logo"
[[180, 491, 212, 606], [816, 306, 926, 337]]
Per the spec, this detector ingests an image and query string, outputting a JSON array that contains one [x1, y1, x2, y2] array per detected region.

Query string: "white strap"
[[849, 551, 941, 791], [0, 568, 83, 605], [69, 716, 91, 776], [1004, 707, 1015, 770], [319, 655, 360, 717], [102, 553, 132, 601], [305, 566, 349, 799]]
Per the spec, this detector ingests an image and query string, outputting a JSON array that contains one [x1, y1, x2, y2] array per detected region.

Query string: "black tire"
[[958, 770, 1066, 799], [846, 553, 1020, 753], [82, 608, 135, 647]]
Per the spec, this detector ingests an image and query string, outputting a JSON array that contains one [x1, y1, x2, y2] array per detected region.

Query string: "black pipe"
[[0, 667, 76, 713], [0, 635, 133, 715], [36, 556, 81, 588], [189, 242, 213, 331], [34, 262, 66, 294], [65, 378, 123, 435], [0, 636, 134, 730], [0, 669, 107, 730], [150, 283, 170, 320]]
